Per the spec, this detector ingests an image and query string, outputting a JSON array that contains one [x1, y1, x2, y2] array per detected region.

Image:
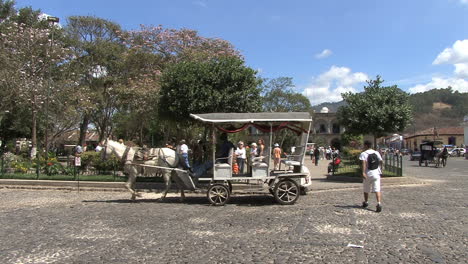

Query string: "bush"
[[11, 160, 31, 173], [80, 151, 120, 172]]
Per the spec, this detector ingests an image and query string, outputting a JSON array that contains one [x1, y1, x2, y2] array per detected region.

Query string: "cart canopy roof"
[[190, 112, 312, 123]]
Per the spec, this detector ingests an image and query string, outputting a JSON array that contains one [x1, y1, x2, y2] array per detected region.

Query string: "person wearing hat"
[[250, 142, 259, 158], [235, 141, 246, 174], [273, 143, 282, 170]]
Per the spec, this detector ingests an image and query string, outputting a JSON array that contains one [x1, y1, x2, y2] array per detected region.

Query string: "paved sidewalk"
[[0, 156, 425, 193]]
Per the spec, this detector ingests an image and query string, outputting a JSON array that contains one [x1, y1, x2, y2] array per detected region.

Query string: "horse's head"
[[101, 138, 112, 160]]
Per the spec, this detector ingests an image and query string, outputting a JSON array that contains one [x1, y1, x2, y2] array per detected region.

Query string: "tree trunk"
[[79, 113, 90, 146]]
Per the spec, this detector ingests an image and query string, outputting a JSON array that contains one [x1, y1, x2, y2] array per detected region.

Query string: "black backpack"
[[367, 153, 379, 170]]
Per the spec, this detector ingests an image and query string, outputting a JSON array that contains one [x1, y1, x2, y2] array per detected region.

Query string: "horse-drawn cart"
[[419, 141, 447, 168], [189, 112, 313, 206], [102, 112, 313, 206]]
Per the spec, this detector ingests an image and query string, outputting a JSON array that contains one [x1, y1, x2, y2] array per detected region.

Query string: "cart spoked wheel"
[[207, 184, 230, 206], [274, 179, 300, 205]]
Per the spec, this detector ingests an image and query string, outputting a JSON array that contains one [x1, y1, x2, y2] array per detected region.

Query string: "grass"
[[333, 161, 402, 177]]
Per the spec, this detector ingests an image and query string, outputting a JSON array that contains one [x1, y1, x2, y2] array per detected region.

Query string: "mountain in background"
[[311, 88, 468, 133]]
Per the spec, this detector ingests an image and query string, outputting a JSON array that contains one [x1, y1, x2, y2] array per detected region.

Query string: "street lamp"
[[44, 16, 59, 157]]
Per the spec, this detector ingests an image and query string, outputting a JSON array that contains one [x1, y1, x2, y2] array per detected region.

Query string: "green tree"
[[337, 76, 412, 147], [261, 77, 311, 147], [65, 16, 126, 143], [159, 56, 262, 121], [262, 77, 311, 112]]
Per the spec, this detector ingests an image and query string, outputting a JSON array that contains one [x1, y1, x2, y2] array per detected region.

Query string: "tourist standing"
[[273, 143, 282, 170], [235, 141, 246, 173]]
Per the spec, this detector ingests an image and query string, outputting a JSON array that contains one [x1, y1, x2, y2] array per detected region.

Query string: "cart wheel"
[[274, 179, 300, 205], [207, 184, 230, 206]]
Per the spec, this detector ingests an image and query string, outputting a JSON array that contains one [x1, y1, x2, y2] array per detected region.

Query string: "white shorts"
[[363, 176, 381, 193]]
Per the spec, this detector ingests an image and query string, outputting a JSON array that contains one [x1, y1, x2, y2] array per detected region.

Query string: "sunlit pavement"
[[0, 157, 466, 263]]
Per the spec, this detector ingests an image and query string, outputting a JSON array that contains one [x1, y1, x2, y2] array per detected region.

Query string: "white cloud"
[[302, 66, 369, 105], [460, 0, 468, 4], [433, 39, 468, 78], [408, 39, 468, 93], [315, 49, 333, 59], [433, 39, 468, 65], [408, 77, 468, 93]]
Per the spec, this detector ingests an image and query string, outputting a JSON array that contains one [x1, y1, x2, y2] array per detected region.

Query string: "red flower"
[[47, 162, 53, 166]]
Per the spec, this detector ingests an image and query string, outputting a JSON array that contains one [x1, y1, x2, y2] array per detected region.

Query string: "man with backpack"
[[359, 140, 383, 212]]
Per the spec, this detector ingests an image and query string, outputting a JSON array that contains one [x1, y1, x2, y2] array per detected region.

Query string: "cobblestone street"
[[0, 157, 466, 263]]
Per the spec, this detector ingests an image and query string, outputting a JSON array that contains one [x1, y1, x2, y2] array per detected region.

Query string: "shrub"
[[80, 151, 120, 172], [11, 161, 31, 173]]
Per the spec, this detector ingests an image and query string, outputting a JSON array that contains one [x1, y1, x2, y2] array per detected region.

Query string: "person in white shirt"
[[179, 139, 191, 170], [235, 141, 246, 174], [359, 140, 383, 212], [95, 143, 103, 152]]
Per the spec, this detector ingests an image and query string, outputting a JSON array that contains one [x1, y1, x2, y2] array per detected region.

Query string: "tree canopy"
[[337, 76, 412, 145], [159, 56, 262, 121], [262, 77, 311, 112]]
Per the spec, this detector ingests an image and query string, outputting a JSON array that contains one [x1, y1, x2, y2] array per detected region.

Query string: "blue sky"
[[16, 0, 468, 105]]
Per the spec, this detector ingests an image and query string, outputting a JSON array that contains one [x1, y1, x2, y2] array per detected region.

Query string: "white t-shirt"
[[180, 144, 189, 154], [359, 149, 383, 178], [235, 148, 246, 159]]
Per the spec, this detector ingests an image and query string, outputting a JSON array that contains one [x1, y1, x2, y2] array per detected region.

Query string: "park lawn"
[[334, 163, 401, 177]]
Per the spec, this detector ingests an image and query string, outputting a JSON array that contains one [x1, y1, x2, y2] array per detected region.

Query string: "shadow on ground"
[[82, 195, 281, 207]]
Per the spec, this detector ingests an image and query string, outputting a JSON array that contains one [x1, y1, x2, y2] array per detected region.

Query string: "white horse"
[[101, 139, 188, 201]]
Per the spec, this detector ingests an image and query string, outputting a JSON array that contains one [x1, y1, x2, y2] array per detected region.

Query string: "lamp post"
[[44, 16, 59, 158]]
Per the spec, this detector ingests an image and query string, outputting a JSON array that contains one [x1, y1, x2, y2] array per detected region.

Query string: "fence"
[[0, 154, 126, 182], [331, 153, 403, 177]]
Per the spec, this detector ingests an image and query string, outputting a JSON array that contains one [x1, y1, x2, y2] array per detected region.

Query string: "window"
[[319, 124, 327, 133], [332, 124, 340, 134], [448, 136, 456, 145]]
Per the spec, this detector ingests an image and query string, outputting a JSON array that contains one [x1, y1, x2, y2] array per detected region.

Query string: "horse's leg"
[[160, 170, 172, 201], [125, 165, 138, 201], [174, 171, 186, 202]]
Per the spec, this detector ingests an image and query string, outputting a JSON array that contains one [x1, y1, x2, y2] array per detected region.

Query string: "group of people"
[[310, 146, 340, 166], [220, 135, 269, 174]]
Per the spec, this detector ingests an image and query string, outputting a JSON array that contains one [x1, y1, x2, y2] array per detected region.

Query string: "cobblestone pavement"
[[0, 158, 466, 263]]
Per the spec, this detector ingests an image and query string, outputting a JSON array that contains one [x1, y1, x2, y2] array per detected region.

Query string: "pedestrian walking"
[[359, 140, 383, 212], [313, 147, 320, 166]]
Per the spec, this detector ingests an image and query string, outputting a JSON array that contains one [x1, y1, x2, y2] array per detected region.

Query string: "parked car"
[[400, 148, 410, 155], [410, 151, 421, 161], [448, 148, 466, 157]]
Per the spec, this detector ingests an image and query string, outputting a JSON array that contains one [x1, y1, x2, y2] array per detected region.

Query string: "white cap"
[[274, 143, 279, 147]]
